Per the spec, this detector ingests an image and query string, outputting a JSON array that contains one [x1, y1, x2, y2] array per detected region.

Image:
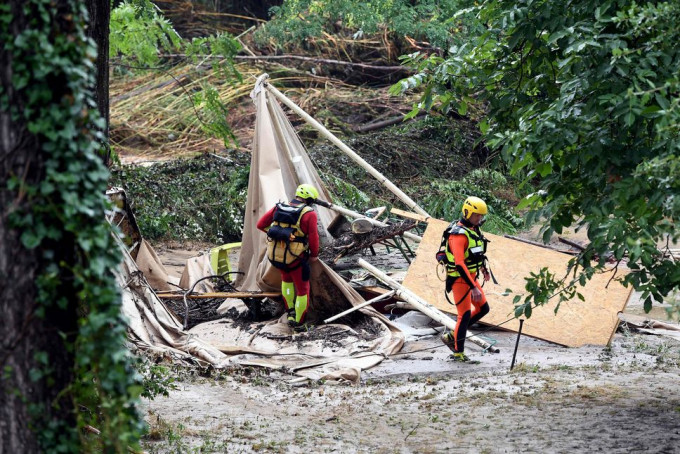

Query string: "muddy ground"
[[141, 236, 680, 454]]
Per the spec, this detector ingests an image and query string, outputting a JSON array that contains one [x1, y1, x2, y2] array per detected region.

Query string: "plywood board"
[[402, 218, 633, 347]]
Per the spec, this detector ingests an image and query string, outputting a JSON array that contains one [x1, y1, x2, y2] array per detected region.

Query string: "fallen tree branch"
[[504, 235, 577, 255], [234, 54, 409, 72], [557, 236, 587, 251]]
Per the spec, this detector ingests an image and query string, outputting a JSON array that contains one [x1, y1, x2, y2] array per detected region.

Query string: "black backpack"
[[435, 221, 457, 267]]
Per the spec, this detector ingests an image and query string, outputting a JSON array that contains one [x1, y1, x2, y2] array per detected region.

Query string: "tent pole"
[[358, 259, 499, 353], [323, 290, 396, 324], [264, 82, 430, 217], [317, 200, 422, 243]]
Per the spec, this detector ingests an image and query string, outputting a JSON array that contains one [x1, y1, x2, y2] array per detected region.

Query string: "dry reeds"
[[109, 58, 417, 163]]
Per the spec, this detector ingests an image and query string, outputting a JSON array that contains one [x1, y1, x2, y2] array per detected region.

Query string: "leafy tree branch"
[[393, 0, 680, 317]]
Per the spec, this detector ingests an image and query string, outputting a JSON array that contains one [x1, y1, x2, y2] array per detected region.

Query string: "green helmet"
[[295, 183, 319, 201]]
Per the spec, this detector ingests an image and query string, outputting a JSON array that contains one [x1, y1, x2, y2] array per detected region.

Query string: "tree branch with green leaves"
[[392, 0, 680, 317]]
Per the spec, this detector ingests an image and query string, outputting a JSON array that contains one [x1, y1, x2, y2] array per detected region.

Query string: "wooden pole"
[[358, 259, 499, 353], [264, 81, 430, 217], [156, 292, 281, 299]]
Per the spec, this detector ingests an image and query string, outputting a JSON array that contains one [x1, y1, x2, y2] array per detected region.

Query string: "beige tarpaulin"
[[117, 232, 403, 378], [116, 235, 232, 367], [135, 239, 175, 292], [402, 218, 633, 347], [179, 253, 215, 293], [234, 74, 336, 293]]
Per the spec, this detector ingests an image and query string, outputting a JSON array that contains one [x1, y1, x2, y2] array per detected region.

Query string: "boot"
[[450, 352, 470, 362], [286, 308, 297, 327], [441, 330, 456, 353], [450, 352, 479, 364]]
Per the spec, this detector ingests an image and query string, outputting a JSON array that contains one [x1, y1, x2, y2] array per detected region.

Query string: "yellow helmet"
[[462, 196, 488, 219], [295, 183, 319, 201]]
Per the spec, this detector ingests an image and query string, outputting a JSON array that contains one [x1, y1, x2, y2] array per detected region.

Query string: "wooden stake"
[[156, 292, 280, 300]]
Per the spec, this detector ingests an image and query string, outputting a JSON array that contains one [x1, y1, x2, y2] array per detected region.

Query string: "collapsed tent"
[[109, 73, 411, 380]]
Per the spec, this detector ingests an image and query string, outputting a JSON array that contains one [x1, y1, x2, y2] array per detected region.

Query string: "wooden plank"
[[156, 292, 280, 299], [402, 218, 633, 347], [390, 208, 430, 223]]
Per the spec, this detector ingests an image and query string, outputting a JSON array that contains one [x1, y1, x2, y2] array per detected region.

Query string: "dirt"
[[142, 238, 680, 454]]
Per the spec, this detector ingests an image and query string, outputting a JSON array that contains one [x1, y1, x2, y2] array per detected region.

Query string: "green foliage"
[[110, 0, 181, 67], [185, 33, 242, 80], [2, 0, 144, 451], [419, 169, 525, 235], [256, 0, 481, 50], [394, 0, 680, 317], [110, 2, 241, 155], [110, 154, 251, 243], [192, 85, 238, 148], [321, 173, 371, 212], [134, 358, 178, 399]]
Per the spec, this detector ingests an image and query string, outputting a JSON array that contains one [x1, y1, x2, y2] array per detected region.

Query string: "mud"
[[142, 324, 680, 453], [143, 236, 680, 453]]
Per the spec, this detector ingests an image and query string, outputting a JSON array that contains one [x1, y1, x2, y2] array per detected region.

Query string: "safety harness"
[[436, 220, 497, 305], [266, 202, 313, 270]]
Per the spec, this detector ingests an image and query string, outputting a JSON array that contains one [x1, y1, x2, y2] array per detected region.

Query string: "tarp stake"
[[510, 319, 525, 370]]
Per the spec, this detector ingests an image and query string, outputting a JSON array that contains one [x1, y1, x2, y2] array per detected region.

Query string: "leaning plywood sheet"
[[402, 218, 633, 347]]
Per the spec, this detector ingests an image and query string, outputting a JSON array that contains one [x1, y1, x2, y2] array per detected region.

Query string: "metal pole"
[[264, 82, 430, 217], [358, 259, 499, 353], [510, 319, 525, 371], [316, 199, 421, 242], [323, 290, 396, 324]]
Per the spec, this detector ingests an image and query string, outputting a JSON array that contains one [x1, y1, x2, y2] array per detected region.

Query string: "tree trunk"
[[0, 1, 91, 450], [87, 0, 111, 165], [0, 93, 46, 453]]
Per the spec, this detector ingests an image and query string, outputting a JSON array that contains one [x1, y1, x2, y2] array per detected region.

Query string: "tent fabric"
[[116, 234, 232, 367], [135, 239, 175, 292], [117, 232, 404, 379], [235, 75, 335, 292], [117, 74, 405, 380], [179, 253, 215, 293]]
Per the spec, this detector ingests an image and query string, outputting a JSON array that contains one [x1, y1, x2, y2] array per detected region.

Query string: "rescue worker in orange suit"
[[441, 196, 491, 362], [256, 184, 320, 329]]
